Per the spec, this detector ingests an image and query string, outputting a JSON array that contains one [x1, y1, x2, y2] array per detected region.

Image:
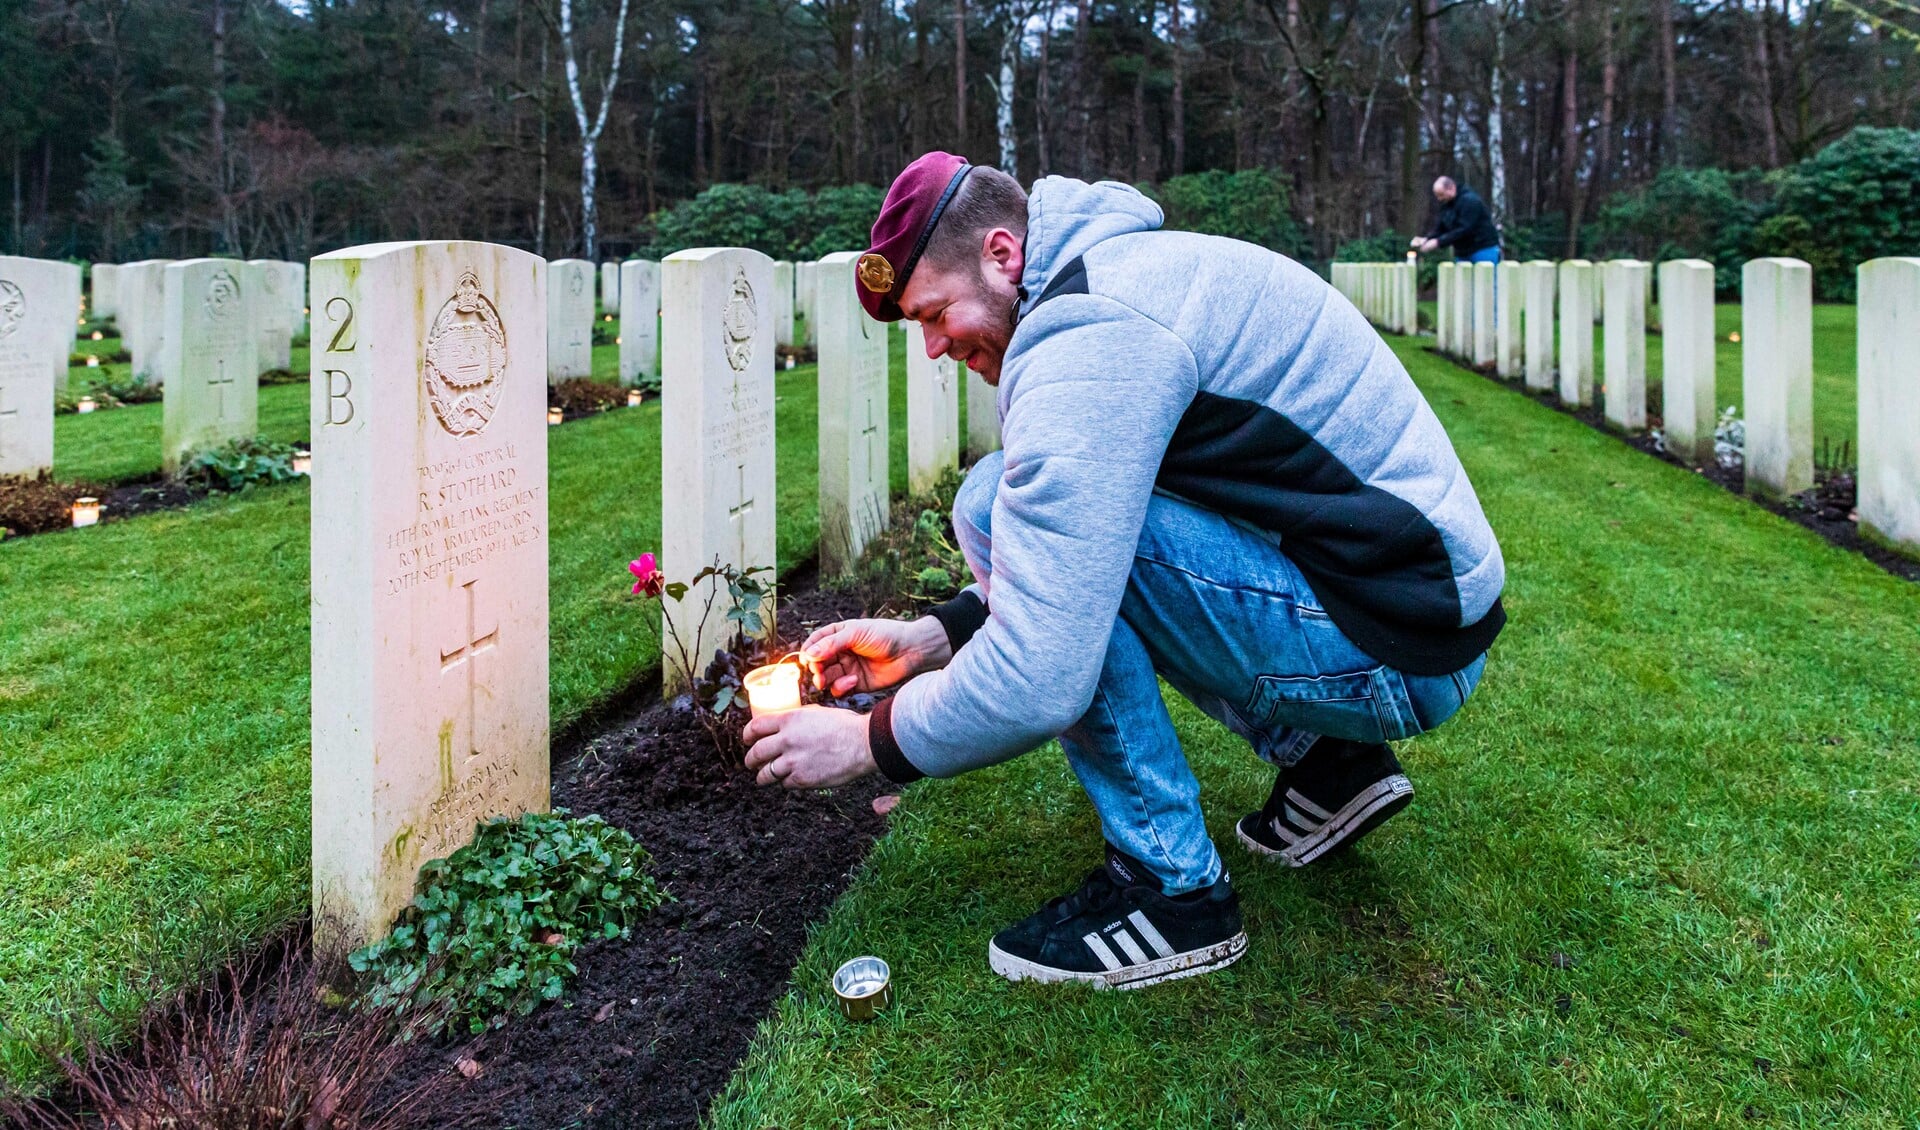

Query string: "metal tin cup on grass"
[[832, 956, 893, 1022]]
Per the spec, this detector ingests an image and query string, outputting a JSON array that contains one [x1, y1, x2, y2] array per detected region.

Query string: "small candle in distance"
[[743, 661, 802, 718]]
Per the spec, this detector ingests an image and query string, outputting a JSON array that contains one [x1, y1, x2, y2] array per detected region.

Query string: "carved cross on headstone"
[[726, 462, 754, 568], [209, 358, 236, 420], [933, 361, 954, 399], [440, 578, 500, 759], [860, 396, 880, 485]]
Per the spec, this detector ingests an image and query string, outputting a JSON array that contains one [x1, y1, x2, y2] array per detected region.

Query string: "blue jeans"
[[1462, 246, 1502, 266], [953, 453, 1487, 894]]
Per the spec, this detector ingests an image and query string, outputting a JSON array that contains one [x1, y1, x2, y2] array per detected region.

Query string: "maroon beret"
[[857, 151, 975, 322]]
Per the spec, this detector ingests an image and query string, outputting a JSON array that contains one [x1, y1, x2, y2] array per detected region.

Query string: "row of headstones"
[[1334, 256, 1920, 556], [1, 256, 306, 476], [308, 241, 1002, 956]]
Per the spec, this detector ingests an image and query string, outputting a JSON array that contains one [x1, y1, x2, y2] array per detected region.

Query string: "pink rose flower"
[[629, 553, 665, 597]]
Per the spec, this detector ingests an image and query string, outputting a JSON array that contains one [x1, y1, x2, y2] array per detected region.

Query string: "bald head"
[[1432, 177, 1458, 203]]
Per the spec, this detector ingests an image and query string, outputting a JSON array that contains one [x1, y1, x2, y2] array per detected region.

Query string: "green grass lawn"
[[709, 332, 1920, 1127], [1419, 299, 1860, 458], [0, 334, 937, 1083]]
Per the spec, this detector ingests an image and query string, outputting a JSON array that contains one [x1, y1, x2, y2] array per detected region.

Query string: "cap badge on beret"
[[857, 252, 895, 295]]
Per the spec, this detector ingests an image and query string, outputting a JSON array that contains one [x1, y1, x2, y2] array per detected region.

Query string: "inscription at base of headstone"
[[310, 241, 550, 955], [660, 248, 777, 693], [160, 258, 259, 472], [618, 260, 660, 386], [907, 321, 960, 495], [546, 259, 595, 380], [817, 251, 891, 576]]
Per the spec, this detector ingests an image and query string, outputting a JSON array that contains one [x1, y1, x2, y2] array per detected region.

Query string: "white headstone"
[[1496, 261, 1522, 379], [817, 251, 891, 576], [0, 257, 68, 478], [660, 248, 777, 693], [966, 366, 1000, 462], [1472, 262, 1495, 366], [248, 259, 294, 374], [160, 259, 258, 472], [546, 258, 595, 380], [772, 261, 795, 350], [1453, 263, 1474, 359], [1741, 258, 1813, 499], [91, 263, 119, 321], [906, 321, 960, 495], [1557, 260, 1595, 407], [1603, 260, 1649, 432], [309, 241, 550, 955], [120, 259, 169, 385], [1435, 263, 1454, 354], [1858, 257, 1920, 553], [1658, 259, 1716, 466], [601, 261, 620, 312], [1524, 261, 1557, 391], [285, 261, 308, 335], [799, 261, 818, 348], [618, 260, 659, 386]]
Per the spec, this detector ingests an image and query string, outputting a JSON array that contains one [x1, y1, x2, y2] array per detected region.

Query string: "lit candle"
[[785, 355, 795, 371], [90, 330, 103, 341], [71, 497, 101, 528], [1729, 331, 1741, 343], [743, 661, 802, 718], [85, 356, 100, 368], [614, 335, 623, 345], [76, 397, 96, 414], [547, 406, 564, 426], [292, 451, 312, 475], [603, 314, 614, 323], [627, 388, 643, 407]]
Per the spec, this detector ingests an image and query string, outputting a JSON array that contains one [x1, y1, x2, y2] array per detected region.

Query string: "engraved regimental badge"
[[723, 266, 757, 373], [856, 253, 894, 294], [568, 267, 586, 297], [205, 269, 243, 319], [0, 279, 24, 339], [423, 269, 509, 437]]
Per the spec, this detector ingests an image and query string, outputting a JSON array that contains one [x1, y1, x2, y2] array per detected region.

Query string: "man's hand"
[[800, 616, 951, 696], [741, 705, 876, 789], [1418, 238, 1440, 254]]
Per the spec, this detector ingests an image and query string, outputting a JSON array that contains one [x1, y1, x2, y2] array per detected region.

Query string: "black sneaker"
[[1235, 738, 1413, 867], [987, 847, 1247, 990]]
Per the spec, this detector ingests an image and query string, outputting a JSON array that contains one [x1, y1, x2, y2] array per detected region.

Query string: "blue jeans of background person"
[[1463, 245, 1502, 312], [953, 452, 1487, 894]]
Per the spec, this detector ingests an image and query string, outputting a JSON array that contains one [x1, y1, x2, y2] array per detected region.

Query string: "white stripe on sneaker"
[[1127, 911, 1176, 959], [1109, 928, 1150, 965], [1286, 788, 1335, 821], [1283, 803, 1321, 830], [1082, 932, 1123, 971], [1266, 818, 1303, 845]]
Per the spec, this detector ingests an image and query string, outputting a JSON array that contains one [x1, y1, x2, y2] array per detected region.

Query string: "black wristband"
[[927, 589, 989, 652], [867, 697, 926, 785]]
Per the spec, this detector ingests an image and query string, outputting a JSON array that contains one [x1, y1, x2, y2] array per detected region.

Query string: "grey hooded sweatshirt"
[[867, 176, 1505, 784]]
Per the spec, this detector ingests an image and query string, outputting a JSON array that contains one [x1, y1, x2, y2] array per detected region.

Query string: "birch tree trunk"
[[996, 9, 1020, 177], [1489, 0, 1509, 227], [560, 0, 633, 260]]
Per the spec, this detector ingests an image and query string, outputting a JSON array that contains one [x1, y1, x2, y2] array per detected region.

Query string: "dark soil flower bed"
[[1435, 347, 1920, 584], [387, 571, 893, 1129]]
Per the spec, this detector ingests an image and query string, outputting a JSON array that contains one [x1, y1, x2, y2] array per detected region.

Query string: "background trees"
[[2, 0, 1915, 271]]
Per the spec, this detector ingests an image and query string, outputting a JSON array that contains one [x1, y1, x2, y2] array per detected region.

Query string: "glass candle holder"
[[76, 397, 96, 414], [743, 661, 802, 718], [71, 497, 101, 528], [547, 406, 564, 426], [627, 388, 643, 407], [292, 451, 312, 475]]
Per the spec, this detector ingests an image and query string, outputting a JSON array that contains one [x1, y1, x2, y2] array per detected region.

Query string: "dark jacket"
[[1426, 187, 1500, 256]]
